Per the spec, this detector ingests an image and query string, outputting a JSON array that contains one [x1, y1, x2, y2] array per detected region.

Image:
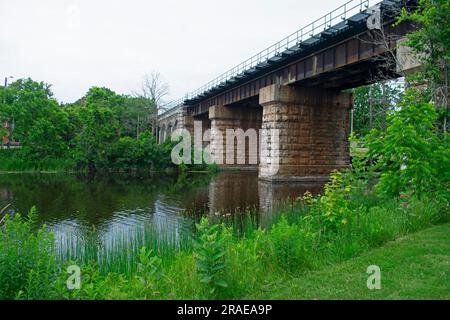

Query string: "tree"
[[138, 71, 169, 106], [352, 81, 402, 136], [107, 130, 171, 169], [0, 78, 69, 158], [0, 77, 177, 171], [71, 87, 122, 170], [367, 88, 449, 197], [133, 71, 169, 134], [397, 0, 450, 134], [121, 96, 153, 138]]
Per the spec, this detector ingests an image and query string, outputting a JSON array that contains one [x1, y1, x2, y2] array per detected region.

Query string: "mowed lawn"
[[251, 224, 450, 300]]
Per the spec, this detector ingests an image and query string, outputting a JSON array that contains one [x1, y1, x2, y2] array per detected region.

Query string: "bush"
[[367, 89, 450, 197], [194, 218, 228, 298], [0, 207, 58, 299], [0, 149, 75, 172], [222, 228, 272, 298]]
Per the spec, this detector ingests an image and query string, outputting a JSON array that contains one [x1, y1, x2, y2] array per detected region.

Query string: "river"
[[0, 171, 323, 250]]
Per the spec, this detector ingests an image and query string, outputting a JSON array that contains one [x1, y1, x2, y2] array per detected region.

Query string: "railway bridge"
[[157, 0, 418, 181]]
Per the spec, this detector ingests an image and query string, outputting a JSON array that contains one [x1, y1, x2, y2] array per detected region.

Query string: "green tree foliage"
[[0, 78, 69, 159], [71, 88, 122, 169], [0, 79, 177, 171], [108, 131, 173, 169], [397, 0, 450, 132], [352, 82, 402, 136], [367, 88, 450, 197], [121, 96, 156, 138]]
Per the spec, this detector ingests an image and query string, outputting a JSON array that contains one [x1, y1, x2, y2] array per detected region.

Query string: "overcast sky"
[[1, 0, 351, 103]]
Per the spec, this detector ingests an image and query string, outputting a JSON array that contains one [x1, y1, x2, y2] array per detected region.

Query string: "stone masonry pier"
[[259, 85, 352, 182], [209, 104, 262, 168]]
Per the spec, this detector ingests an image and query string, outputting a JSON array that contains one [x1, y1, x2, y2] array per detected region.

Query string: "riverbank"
[[0, 152, 219, 175], [0, 184, 448, 299], [250, 223, 450, 300]]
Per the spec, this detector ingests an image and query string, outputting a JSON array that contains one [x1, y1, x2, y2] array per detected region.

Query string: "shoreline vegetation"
[[0, 149, 221, 175], [0, 98, 449, 301], [0, 172, 448, 299]]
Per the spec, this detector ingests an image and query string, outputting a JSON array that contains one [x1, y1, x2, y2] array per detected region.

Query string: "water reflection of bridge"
[[204, 171, 323, 226]]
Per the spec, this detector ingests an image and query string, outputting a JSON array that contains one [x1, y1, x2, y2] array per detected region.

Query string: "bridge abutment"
[[259, 84, 351, 182]]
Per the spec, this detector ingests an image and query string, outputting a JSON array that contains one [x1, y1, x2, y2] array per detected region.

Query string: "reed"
[[56, 222, 194, 275]]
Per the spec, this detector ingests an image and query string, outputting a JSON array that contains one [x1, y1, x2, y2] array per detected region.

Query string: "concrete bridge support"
[[208, 105, 262, 167], [192, 113, 211, 149], [259, 84, 352, 182]]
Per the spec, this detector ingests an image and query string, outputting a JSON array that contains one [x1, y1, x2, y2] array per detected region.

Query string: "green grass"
[[251, 224, 450, 300], [0, 150, 76, 172]]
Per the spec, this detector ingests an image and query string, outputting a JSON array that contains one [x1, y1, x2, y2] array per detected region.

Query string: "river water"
[[0, 171, 323, 248]]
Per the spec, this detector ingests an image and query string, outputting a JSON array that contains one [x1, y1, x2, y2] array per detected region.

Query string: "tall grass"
[[0, 150, 76, 172]]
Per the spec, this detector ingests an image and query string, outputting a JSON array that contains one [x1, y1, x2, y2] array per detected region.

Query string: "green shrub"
[[367, 89, 450, 197], [193, 217, 228, 298], [223, 228, 271, 298], [132, 247, 163, 299], [107, 131, 172, 170], [319, 171, 352, 232], [0, 207, 57, 299], [0, 150, 75, 172]]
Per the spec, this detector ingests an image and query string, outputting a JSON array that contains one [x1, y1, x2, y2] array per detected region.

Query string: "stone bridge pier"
[[208, 104, 262, 168], [258, 85, 352, 182]]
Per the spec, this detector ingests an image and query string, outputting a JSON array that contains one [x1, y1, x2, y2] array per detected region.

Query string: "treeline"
[[351, 81, 403, 136], [0, 79, 175, 171]]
